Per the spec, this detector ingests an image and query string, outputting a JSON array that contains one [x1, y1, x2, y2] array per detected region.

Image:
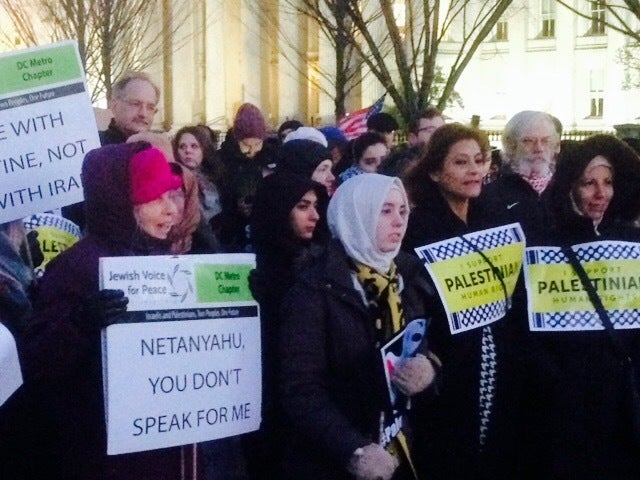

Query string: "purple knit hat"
[[233, 103, 267, 141]]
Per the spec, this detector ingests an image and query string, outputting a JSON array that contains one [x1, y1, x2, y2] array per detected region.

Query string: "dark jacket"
[[98, 119, 129, 146], [402, 183, 527, 480], [215, 132, 263, 252], [525, 141, 640, 479], [244, 173, 328, 479], [278, 240, 439, 480], [19, 143, 196, 480], [479, 172, 554, 247]]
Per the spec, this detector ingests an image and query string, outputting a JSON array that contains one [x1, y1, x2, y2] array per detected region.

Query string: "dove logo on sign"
[[167, 264, 194, 303]]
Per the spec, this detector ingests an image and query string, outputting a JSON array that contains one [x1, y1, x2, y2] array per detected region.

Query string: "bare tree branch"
[[1, 0, 190, 102], [339, 0, 513, 122], [555, 1, 640, 42]]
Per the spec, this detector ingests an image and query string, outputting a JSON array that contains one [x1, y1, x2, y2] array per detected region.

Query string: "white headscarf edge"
[[328, 173, 408, 272]]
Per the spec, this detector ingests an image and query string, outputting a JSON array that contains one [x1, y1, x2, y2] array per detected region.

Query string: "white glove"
[[347, 443, 399, 480], [391, 353, 437, 396]]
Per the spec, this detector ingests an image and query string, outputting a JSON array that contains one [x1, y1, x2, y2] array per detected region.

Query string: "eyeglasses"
[[519, 137, 555, 148], [122, 99, 158, 114]]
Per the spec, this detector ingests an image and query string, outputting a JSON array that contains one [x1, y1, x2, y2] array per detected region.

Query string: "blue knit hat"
[[319, 126, 348, 150]]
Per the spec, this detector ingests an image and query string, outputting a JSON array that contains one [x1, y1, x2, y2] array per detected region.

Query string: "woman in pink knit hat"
[[18, 142, 204, 479]]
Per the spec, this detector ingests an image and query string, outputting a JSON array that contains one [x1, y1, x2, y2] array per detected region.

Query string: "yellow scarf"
[[354, 261, 404, 343], [354, 261, 418, 479]]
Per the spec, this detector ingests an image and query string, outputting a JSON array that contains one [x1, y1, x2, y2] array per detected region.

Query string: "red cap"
[[129, 147, 183, 205]]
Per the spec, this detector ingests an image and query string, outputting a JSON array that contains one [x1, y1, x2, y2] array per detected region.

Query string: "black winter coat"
[[278, 240, 439, 480], [403, 184, 527, 480], [480, 172, 554, 247], [525, 191, 640, 479]]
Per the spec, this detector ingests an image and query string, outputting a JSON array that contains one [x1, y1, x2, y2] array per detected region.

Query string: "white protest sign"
[[0, 322, 23, 406], [99, 254, 261, 455], [0, 40, 101, 223]]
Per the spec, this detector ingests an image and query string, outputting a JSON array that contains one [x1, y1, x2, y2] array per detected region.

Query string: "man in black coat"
[[480, 110, 561, 246], [63, 72, 161, 229]]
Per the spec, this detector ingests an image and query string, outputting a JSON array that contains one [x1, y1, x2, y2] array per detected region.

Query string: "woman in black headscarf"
[[245, 172, 329, 479]]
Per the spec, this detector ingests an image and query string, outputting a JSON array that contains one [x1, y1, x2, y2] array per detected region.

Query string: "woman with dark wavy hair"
[[402, 123, 526, 480]]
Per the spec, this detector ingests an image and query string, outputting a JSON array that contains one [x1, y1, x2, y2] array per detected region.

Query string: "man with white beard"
[[480, 110, 561, 245]]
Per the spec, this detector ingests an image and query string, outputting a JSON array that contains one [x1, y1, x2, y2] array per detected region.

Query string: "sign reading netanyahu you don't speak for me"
[[414, 223, 525, 334], [99, 254, 261, 455], [525, 241, 640, 332], [0, 40, 100, 223]]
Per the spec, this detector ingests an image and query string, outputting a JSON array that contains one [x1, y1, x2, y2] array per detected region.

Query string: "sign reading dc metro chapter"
[[99, 254, 261, 455], [0, 40, 100, 223]]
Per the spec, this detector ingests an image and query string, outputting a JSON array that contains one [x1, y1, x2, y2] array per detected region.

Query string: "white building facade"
[[3, 0, 639, 134]]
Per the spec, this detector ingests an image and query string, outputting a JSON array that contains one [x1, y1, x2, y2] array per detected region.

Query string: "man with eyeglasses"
[[407, 107, 446, 148], [480, 110, 561, 245], [64, 72, 160, 229], [100, 72, 160, 145]]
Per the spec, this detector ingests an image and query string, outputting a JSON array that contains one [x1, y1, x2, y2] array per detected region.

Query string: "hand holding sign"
[[79, 289, 129, 333], [347, 443, 399, 480], [391, 353, 436, 397]]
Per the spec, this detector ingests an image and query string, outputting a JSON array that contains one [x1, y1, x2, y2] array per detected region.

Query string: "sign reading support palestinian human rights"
[[414, 223, 525, 334], [524, 241, 640, 332], [99, 254, 261, 455], [0, 40, 100, 223]]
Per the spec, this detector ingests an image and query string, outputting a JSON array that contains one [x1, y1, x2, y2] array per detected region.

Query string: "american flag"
[[337, 95, 386, 140]]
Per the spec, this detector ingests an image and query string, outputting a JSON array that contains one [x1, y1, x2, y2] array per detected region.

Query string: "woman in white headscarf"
[[279, 173, 441, 480]]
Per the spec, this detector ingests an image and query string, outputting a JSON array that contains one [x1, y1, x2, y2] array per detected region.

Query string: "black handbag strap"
[[458, 234, 511, 311], [561, 245, 630, 362]]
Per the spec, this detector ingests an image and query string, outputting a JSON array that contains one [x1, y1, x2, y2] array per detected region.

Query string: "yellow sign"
[[429, 243, 523, 312], [23, 213, 80, 276], [414, 223, 525, 334], [524, 242, 640, 331]]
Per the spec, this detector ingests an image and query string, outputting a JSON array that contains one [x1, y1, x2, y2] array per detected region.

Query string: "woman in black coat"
[[402, 123, 526, 480], [529, 134, 640, 479], [279, 173, 440, 480], [245, 173, 328, 479]]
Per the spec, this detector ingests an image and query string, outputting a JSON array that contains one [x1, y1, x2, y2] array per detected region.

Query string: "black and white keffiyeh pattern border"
[[478, 325, 497, 447]]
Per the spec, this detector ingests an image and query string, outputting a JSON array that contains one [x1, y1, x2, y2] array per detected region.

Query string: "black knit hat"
[[277, 120, 303, 140], [276, 139, 331, 178]]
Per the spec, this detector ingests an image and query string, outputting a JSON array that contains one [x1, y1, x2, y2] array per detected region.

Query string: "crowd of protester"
[[2, 70, 640, 480]]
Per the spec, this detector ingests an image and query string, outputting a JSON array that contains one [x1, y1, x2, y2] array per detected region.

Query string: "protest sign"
[[23, 212, 81, 277], [0, 40, 100, 223], [524, 241, 640, 332], [414, 223, 525, 334], [0, 322, 22, 406], [380, 318, 426, 411], [99, 253, 260, 455]]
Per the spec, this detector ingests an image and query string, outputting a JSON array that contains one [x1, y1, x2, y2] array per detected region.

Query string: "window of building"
[[496, 21, 508, 41], [589, 69, 604, 118], [393, 1, 407, 40], [540, 0, 555, 38], [589, 1, 606, 35]]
